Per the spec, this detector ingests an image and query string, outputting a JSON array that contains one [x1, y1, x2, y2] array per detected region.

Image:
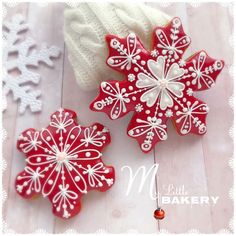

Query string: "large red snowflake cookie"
[[15, 108, 115, 219], [90, 17, 224, 153]]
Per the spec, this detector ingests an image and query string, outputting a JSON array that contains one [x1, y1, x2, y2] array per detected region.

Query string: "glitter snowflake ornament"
[[3, 14, 60, 114], [91, 17, 224, 153], [15, 108, 115, 219]]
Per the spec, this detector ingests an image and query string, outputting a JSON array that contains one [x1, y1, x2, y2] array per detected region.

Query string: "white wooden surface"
[[2, 2, 234, 233]]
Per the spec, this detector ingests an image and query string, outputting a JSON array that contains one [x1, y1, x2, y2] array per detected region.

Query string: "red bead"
[[154, 207, 165, 220]]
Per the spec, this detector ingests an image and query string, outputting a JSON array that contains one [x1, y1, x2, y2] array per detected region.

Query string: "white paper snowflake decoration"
[[2, 14, 60, 114]]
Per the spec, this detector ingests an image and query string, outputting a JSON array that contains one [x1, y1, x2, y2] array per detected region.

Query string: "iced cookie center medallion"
[[56, 151, 67, 162], [137, 57, 185, 110]]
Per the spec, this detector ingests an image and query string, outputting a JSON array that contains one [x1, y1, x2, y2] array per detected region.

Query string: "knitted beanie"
[[64, 3, 171, 90]]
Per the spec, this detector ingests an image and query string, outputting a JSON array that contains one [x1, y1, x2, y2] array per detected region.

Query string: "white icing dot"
[[37, 157, 41, 162], [46, 136, 51, 141], [128, 130, 134, 135], [85, 152, 91, 157], [70, 134, 75, 139], [75, 176, 80, 182], [26, 189, 31, 195], [181, 130, 188, 134], [48, 179, 53, 185]]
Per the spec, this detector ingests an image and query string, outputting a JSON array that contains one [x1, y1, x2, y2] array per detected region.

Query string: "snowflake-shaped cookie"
[[91, 17, 224, 153], [15, 108, 115, 219]]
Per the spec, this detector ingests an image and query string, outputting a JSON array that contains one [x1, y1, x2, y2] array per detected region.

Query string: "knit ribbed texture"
[[64, 3, 171, 90]]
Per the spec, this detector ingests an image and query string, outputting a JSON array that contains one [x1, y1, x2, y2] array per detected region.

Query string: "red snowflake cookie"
[[15, 108, 115, 219], [90, 17, 224, 153]]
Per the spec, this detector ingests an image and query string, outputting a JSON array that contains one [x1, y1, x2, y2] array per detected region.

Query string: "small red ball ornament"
[[154, 207, 165, 220]]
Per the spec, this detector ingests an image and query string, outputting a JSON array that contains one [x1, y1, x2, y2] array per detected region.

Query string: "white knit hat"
[[64, 3, 171, 90]]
